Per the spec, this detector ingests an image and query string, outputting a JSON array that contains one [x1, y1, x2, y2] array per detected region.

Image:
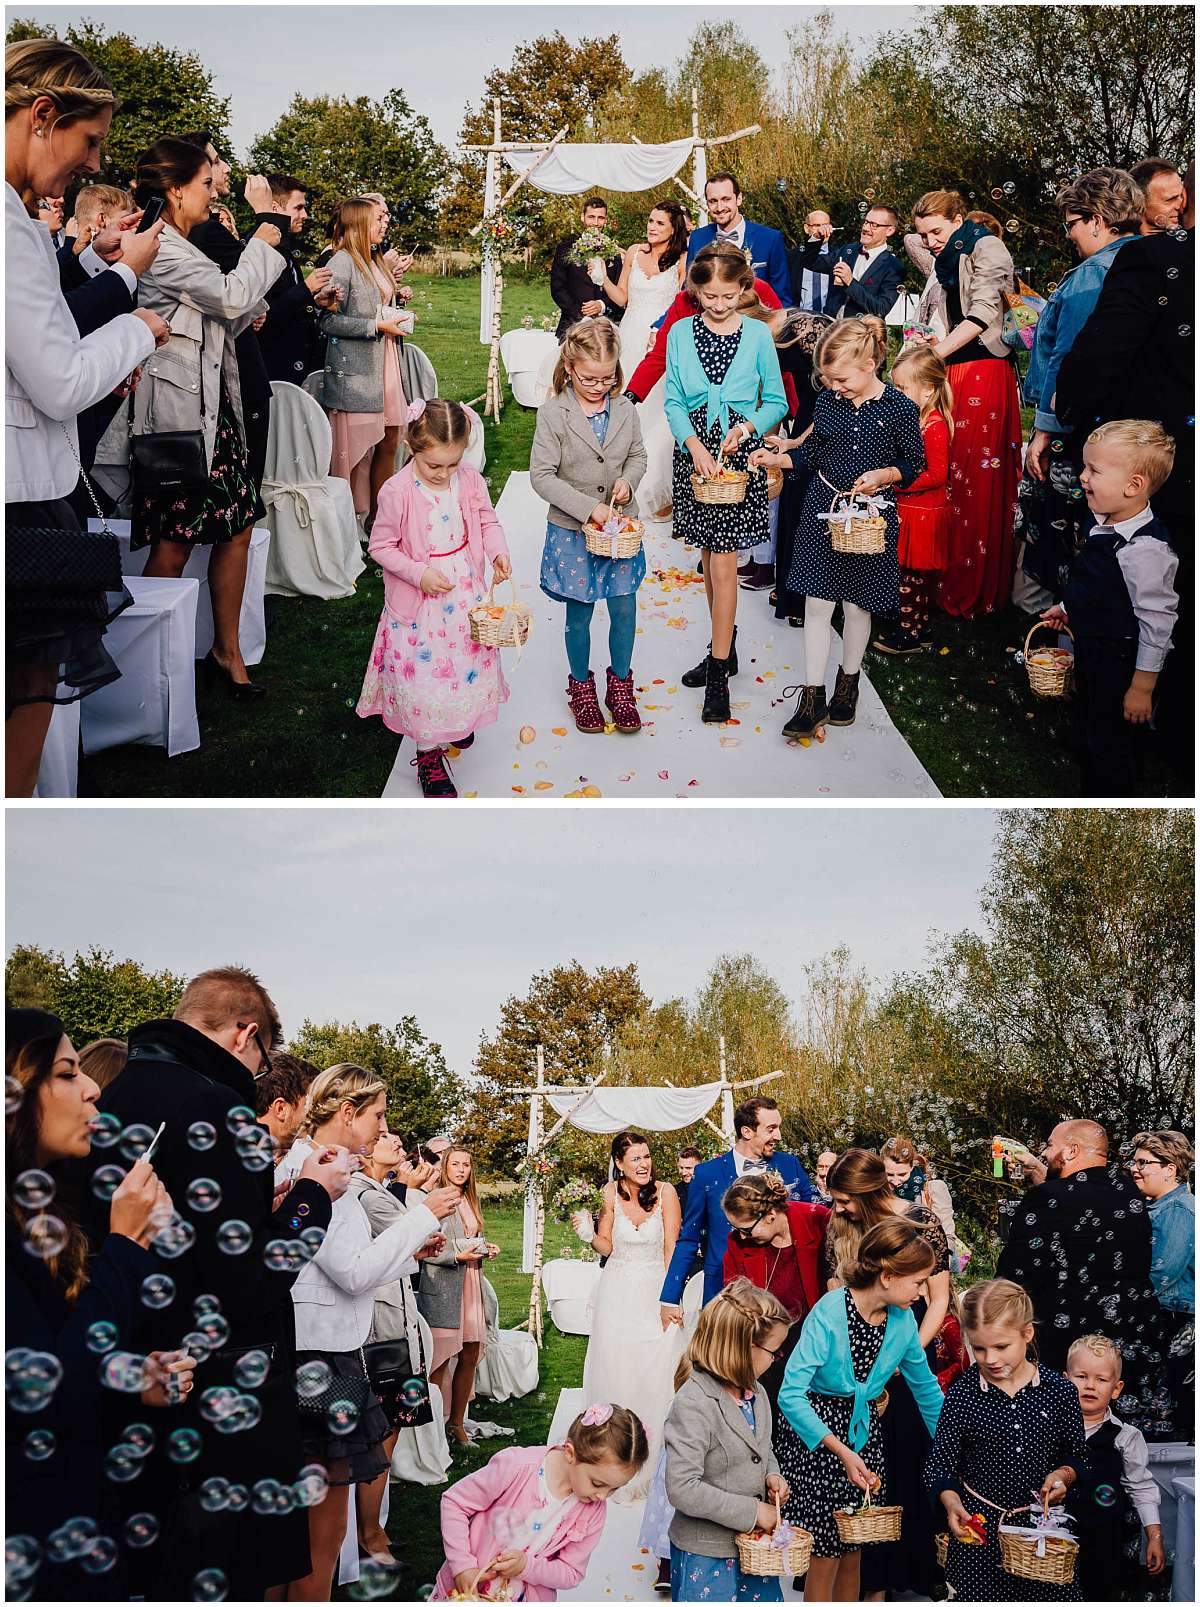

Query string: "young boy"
[[1040, 419, 1178, 797], [1065, 1334, 1165, 1601]]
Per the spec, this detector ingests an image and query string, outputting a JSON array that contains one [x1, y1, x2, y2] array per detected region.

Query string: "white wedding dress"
[[581, 1196, 687, 1501], [619, 258, 681, 518]]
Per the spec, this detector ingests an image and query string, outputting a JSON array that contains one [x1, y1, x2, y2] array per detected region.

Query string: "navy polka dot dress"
[[787, 384, 925, 613], [672, 321, 770, 553]]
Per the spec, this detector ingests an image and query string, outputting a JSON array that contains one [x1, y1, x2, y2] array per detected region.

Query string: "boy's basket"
[[834, 1482, 902, 1546], [583, 512, 644, 560], [822, 488, 888, 555], [935, 1532, 949, 1569], [764, 466, 784, 502], [735, 1494, 814, 1578], [998, 1501, 1078, 1587], [1023, 621, 1074, 698], [692, 468, 748, 505], [468, 578, 532, 649]]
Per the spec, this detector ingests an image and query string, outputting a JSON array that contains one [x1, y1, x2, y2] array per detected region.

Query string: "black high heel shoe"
[[202, 651, 266, 701]]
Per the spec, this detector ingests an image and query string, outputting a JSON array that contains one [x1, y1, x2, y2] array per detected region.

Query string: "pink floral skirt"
[[356, 544, 508, 745]]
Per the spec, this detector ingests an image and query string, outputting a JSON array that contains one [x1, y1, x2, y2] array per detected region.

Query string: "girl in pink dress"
[[356, 400, 511, 797], [433, 1404, 650, 1601]]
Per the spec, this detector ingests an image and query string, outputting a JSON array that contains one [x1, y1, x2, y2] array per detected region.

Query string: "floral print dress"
[[355, 470, 507, 746], [135, 380, 257, 547]]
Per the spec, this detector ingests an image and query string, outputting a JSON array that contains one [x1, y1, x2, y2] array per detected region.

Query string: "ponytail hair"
[[552, 317, 623, 396], [566, 1403, 649, 1472], [815, 315, 888, 378], [844, 1218, 937, 1289], [676, 1276, 791, 1393], [890, 346, 955, 443], [960, 1277, 1035, 1337]]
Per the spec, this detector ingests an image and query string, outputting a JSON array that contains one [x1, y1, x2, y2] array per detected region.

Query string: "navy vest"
[[1063, 515, 1172, 640]]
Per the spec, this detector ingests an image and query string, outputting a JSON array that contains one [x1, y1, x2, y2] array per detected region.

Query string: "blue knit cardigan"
[[663, 314, 787, 447]]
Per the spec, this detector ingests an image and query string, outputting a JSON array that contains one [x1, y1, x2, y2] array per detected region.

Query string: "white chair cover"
[[34, 697, 80, 797], [540, 1257, 603, 1336], [475, 1276, 539, 1402], [500, 329, 560, 409], [79, 576, 201, 756], [463, 409, 486, 472], [263, 382, 365, 600]]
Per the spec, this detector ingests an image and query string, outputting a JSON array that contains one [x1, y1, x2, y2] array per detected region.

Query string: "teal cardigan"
[[778, 1288, 943, 1453], [663, 315, 787, 447]]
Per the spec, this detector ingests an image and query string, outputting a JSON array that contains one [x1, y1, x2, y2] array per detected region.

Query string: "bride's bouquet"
[[566, 227, 618, 281], [551, 1176, 601, 1239]]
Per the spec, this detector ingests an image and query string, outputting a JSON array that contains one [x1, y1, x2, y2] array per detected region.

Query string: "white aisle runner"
[[381, 473, 939, 800]]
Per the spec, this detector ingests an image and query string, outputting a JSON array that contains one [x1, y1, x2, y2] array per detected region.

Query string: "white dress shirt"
[[733, 1148, 769, 1176], [852, 242, 888, 282], [1061, 503, 1179, 672], [1084, 1409, 1161, 1527], [77, 242, 137, 297]]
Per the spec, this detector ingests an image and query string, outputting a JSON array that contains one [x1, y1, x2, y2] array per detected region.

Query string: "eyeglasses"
[[237, 1023, 273, 1079], [753, 1339, 786, 1359], [729, 1210, 770, 1245], [861, 218, 889, 231], [1063, 215, 1089, 236], [1129, 1158, 1165, 1171]]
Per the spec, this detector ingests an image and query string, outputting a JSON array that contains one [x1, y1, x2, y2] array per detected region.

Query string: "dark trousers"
[[1073, 635, 1145, 797]]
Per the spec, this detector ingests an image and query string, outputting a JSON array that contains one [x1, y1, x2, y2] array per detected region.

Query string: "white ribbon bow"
[[818, 491, 891, 534]]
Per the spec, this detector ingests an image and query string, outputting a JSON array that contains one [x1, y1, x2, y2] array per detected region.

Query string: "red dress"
[[937, 357, 1022, 617], [897, 410, 951, 572]]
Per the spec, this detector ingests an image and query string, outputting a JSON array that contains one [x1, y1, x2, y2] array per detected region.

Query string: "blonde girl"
[[755, 316, 924, 740], [925, 1278, 1086, 1602], [529, 318, 648, 734], [873, 346, 954, 655], [665, 1278, 793, 1601]]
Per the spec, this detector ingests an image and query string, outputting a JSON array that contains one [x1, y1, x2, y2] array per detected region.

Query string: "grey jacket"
[[949, 232, 1017, 359], [349, 1171, 424, 1349], [529, 388, 648, 531], [96, 223, 282, 472], [665, 1369, 780, 1558], [319, 248, 400, 414], [414, 1203, 479, 1330]]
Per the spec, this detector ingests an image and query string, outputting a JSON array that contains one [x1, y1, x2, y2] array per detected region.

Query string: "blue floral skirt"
[[540, 520, 645, 604], [670, 1545, 783, 1602]]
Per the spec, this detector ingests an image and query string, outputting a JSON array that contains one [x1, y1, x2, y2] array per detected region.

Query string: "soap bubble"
[[1166, 266, 1179, 280], [180, 1330, 213, 1365], [857, 201, 868, 214], [263, 1238, 299, 1272], [1005, 219, 1020, 234], [990, 187, 1003, 200], [191, 1567, 229, 1602], [105, 1444, 143, 1482], [252, 1478, 283, 1515], [223, 1482, 250, 1513], [141, 1273, 176, 1309], [122, 1421, 155, 1457], [23, 1213, 68, 1259], [13, 1170, 55, 1211], [80, 1536, 119, 1575], [100, 1351, 149, 1393], [1180, 325, 1191, 337], [294, 1463, 330, 1507], [349, 1559, 400, 1600], [225, 1104, 256, 1136], [6, 1534, 41, 1586], [236, 1128, 273, 1171], [186, 1177, 222, 1214], [6, 1348, 63, 1413], [85, 1321, 118, 1355], [300, 1225, 327, 1255], [215, 1391, 262, 1435], [89, 1111, 122, 1148], [152, 1213, 197, 1260], [195, 1311, 230, 1350], [124, 1512, 159, 1548], [23, 1428, 55, 1460], [327, 1398, 360, 1435], [91, 1164, 127, 1202], [1094, 1483, 1117, 1507], [167, 1427, 203, 1464], [296, 1359, 332, 1399], [1002, 180, 1016, 195], [119, 1124, 157, 1163], [46, 1516, 98, 1564], [234, 1349, 271, 1388], [199, 1385, 240, 1424], [194, 1293, 222, 1318], [217, 1219, 252, 1255], [187, 1121, 217, 1150], [6, 1076, 25, 1116], [198, 1477, 230, 1513]]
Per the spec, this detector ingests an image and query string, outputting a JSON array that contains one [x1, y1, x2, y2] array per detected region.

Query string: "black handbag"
[[295, 1351, 373, 1424], [363, 1319, 434, 1428], [6, 429, 125, 621], [129, 316, 209, 493]]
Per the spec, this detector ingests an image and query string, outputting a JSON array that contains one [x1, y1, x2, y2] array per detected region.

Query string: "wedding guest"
[[6, 1008, 193, 1603], [813, 1150, 838, 1202], [529, 318, 648, 735], [417, 1145, 499, 1447], [879, 1133, 957, 1244], [36, 192, 64, 244], [253, 1051, 315, 1156], [75, 1036, 127, 1092], [686, 171, 790, 305], [787, 209, 833, 312], [101, 138, 285, 700], [1128, 1130, 1194, 1440], [1017, 169, 1143, 605], [4, 39, 166, 794], [665, 245, 787, 723], [320, 195, 410, 526], [911, 189, 1022, 618], [257, 172, 336, 384], [1130, 158, 1184, 234], [550, 196, 624, 339], [789, 205, 905, 321], [676, 1147, 707, 1283]]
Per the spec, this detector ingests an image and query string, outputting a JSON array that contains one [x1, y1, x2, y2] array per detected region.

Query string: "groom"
[[659, 1096, 816, 1318], [686, 172, 791, 305], [549, 195, 625, 340]]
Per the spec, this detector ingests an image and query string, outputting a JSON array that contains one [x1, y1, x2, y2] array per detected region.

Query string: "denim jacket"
[[1147, 1184, 1194, 1313], [1025, 235, 1136, 435]]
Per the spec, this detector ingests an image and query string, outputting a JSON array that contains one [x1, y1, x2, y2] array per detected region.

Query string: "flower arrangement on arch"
[[479, 210, 528, 256]]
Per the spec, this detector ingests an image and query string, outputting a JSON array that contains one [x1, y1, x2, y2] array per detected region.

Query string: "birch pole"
[[693, 88, 708, 226], [526, 1044, 547, 1345]]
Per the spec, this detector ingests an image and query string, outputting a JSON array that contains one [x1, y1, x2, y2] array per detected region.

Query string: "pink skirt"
[[329, 337, 406, 515], [430, 1263, 488, 1374]]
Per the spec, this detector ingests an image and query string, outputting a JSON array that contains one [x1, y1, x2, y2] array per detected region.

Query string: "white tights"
[[803, 598, 872, 685]]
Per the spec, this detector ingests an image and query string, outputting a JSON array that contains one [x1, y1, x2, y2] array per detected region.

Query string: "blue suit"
[[687, 219, 791, 307], [660, 1150, 816, 1307], [793, 239, 905, 322]]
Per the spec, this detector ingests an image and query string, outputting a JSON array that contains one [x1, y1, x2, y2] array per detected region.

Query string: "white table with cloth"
[[79, 576, 201, 756]]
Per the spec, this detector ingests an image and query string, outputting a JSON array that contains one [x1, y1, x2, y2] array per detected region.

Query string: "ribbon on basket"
[[818, 489, 891, 534], [600, 505, 622, 561], [1000, 1499, 1076, 1559]]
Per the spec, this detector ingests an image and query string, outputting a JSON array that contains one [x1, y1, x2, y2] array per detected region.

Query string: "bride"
[[601, 202, 690, 520], [576, 1130, 685, 1500]]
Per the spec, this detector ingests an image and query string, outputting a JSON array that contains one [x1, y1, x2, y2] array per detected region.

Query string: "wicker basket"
[[692, 469, 748, 505], [735, 1495, 814, 1578], [764, 466, 784, 502], [826, 491, 887, 555], [998, 1524, 1078, 1586], [935, 1533, 948, 1569], [1023, 621, 1074, 698], [833, 1486, 903, 1546], [468, 578, 532, 649], [583, 516, 644, 560]]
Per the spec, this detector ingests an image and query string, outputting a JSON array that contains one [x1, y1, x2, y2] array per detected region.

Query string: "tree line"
[[8, 7, 1193, 277]]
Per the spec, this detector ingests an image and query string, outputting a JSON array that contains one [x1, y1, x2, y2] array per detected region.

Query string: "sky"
[[16, 3, 921, 152], [6, 808, 998, 1077]]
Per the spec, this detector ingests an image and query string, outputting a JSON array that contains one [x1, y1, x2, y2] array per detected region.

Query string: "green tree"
[[288, 1017, 462, 1141], [5, 944, 65, 1011], [248, 90, 448, 248], [5, 17, 230, 189], [49, 948, 186, 1044]]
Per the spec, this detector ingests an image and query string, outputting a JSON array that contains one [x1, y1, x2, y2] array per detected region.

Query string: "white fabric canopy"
[[503, 139, 694, 197], [545, 1081, 723, 1134]]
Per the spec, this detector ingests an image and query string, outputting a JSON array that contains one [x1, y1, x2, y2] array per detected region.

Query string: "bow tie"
[[858, 246, 870, 259], [739, 1158, 767, 1172], [717, 230, 739, 243]]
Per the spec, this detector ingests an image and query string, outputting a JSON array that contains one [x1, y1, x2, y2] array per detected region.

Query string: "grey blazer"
[[348, 1171, 424, 1349], [951, 233, 1017, 359], [414, 1203, 480, 1331], [529, 388, 648, 531], [665, 1369, 780, 1558], [319, 248, 401, 414]]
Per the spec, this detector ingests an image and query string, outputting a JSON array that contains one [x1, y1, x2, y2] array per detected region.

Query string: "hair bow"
[[580, 1402, 613, 1426], [406, 399, 427, 426]]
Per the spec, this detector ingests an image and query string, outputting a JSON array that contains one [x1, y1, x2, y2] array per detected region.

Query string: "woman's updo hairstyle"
[[815, 315, 888, 377], [960, 1277, 1035, 1335], [406, 398, 472, 455], [880, 1135, 926, 1171], [300, 1063, 385, 1135], [912, 189, 966, 224], [5, 38, 116, 128], [844, 1218, 936, 1289], [687, 240, 755, 298], [611, 1129, 658, 1215], [132, 136, 209, 210], [566, 1403, 649, 1471], [723, 1169, 790, 1224]]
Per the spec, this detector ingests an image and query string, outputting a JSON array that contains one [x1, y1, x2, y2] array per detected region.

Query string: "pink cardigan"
[[433, 1444, 608, 1602], [368, 459, 510, 624]]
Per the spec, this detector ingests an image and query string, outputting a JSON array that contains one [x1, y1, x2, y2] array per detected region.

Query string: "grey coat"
[[665, 1368, 780, 1558], [414, 1203, 480, 1331], [96, 223, 282, 473], [319, 248, 402, 414], [529, 388, 648, 531], [348, 1171, 425, 1350]]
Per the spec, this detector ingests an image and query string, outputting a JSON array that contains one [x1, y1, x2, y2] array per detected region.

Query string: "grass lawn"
[[77, 272, 1179, 799], [373, 1200, 580, 1595]]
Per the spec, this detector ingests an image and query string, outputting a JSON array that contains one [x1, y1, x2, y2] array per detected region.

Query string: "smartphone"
[[136, 196, 165, 233]]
